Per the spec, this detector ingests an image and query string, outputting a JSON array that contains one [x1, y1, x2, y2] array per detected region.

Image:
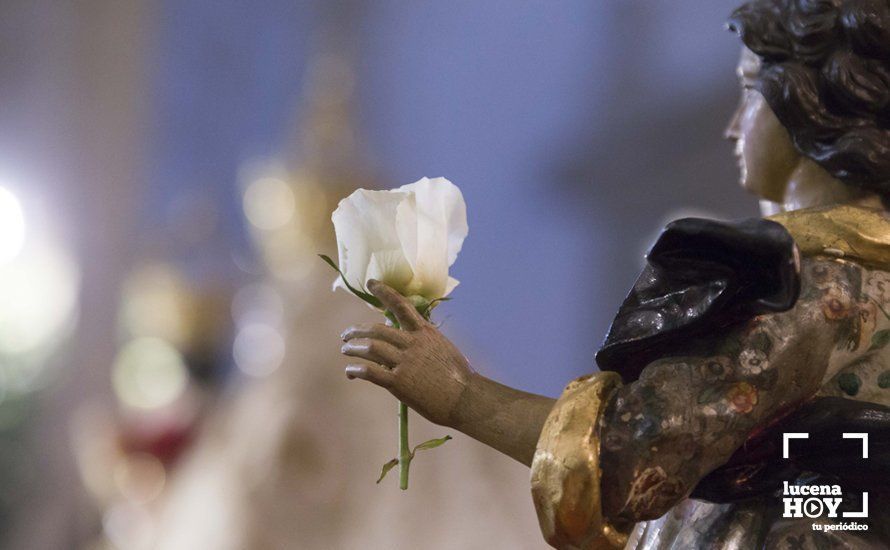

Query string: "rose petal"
[[396, 177, 468, 299], [444, 276, 460, 296], [366, 249, 414, 294], [396, 185, 446, 298], [331, 188, 408, 292], [332, 178, 467, 302], [399, 177, 468, 266]]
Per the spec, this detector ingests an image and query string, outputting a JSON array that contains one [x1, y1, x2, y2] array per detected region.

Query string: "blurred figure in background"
[[72, 262, 231, 549]]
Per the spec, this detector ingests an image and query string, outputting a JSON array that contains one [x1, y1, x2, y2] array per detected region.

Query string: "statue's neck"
[[759, 158, 883, 216]]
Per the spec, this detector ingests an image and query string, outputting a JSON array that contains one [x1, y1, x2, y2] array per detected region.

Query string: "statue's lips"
[[733, 138, 747, 184]]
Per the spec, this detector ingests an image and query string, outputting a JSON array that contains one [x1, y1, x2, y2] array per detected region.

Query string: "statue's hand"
[[340, 280, 473, 427]]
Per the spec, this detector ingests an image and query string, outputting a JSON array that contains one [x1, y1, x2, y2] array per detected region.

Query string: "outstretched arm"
[[340, 261, 863, 549], [340, 279, 555, 466]]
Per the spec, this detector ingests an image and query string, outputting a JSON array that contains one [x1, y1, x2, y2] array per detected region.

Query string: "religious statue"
[[339, 0, 890, 547]]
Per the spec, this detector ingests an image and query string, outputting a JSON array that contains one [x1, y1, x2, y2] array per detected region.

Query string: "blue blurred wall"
[[149, 0, 757, 397]]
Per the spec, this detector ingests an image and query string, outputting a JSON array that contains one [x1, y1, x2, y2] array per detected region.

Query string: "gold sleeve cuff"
[[530, 371, 627, 550]]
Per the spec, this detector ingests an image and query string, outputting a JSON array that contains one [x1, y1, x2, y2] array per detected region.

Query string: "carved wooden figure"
[[341, 1, 890, 548]]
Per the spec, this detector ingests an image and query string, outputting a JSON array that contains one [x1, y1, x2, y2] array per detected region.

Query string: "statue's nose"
[[724, 104, 743, 141]]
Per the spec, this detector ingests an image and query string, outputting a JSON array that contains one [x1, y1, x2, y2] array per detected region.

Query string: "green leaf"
[[318, 254, 383, 308], [411, 435, 452, 455], [376, 458, 399, 484], [869, 329, 890, 351], [384, 310, 399, 328]]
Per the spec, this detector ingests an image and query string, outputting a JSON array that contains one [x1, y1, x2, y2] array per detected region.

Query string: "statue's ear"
[[596, 217, 800, 382]]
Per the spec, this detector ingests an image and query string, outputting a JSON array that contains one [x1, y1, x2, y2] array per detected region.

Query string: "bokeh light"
[[243, 177, 296, 231], [232, 322, 285, 377], [112, 338, 188, 410], [0, 183, 80, 395], [120, 265, 193, 349], [103, 501, 155, 550], [0, 187, 25, 264], [0, 245, 79, 364], [231, 283, 284, 328], [113, 452, 166, 504], [239, 164, 336, 285]]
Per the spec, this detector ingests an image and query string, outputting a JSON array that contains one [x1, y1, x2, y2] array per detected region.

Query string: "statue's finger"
[[341, 324, 410, 348], [345, 364, 394, 388], [367, 279, 424, 330], [341, 340, 402, 367]]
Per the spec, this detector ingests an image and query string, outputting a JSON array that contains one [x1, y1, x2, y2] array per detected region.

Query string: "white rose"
[[331, 177, 468, 302]]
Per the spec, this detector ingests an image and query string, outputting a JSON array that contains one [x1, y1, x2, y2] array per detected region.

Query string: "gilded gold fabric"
[[769, 204, 890, 271], [530, 371, 626, 550]]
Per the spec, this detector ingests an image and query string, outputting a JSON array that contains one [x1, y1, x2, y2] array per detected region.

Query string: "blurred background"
[[0, 1, 758, 548]]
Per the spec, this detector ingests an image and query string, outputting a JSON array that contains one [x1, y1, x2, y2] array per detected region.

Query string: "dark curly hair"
[[729, 0, 890, 196]]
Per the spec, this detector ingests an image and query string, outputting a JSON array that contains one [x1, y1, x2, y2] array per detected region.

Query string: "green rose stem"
[[320, 253, 452, 490], [388, 310, 445, 490], [398, 401, 410, 490], [388, 315, 411, 490], [369, 304, 453, 489]]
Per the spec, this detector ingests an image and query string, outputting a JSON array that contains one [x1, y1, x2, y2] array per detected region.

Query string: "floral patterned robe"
[[609, 256, 889, 549], [534, 205, 890, 550]]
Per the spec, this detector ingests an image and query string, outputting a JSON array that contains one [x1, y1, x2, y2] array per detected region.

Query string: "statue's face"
[[725, 48, 800, 202]]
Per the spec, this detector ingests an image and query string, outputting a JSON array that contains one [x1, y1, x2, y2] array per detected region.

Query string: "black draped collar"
[[595, 216, 800, 383]]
